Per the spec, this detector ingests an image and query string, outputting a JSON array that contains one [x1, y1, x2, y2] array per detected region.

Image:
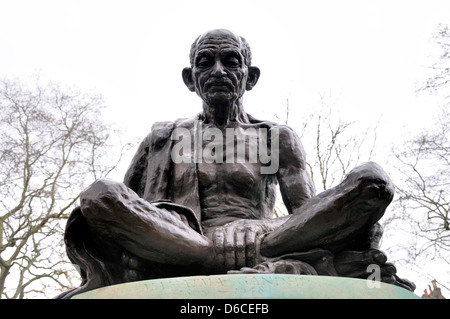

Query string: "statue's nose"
[[211, 61, 226, 76]]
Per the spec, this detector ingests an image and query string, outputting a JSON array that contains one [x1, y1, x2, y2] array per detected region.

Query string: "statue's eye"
[[197, 57, 212, 69], [224, 56, 240, 68]]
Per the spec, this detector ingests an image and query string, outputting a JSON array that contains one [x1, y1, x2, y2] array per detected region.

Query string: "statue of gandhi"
[[58, 29, 414, 298]]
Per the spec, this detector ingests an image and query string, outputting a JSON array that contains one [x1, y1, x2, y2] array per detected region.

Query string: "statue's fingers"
[[212, 228, 225, 269], [245, 230, 257, 268], [223, 226, 236, 270], [234, 228, 246, 269]]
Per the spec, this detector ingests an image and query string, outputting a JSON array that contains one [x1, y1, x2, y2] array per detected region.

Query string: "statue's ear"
[[246, 66, 260, 91], [182, 67, 195, 92]]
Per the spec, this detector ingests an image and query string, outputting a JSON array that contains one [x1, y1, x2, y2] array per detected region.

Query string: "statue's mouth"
[[205, 80, 233, 92]]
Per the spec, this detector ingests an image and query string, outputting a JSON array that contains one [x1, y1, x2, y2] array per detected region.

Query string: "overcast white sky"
[[1, 0, 448, 137], [2, 0, 448, 187], [1, 0, 449, 296]]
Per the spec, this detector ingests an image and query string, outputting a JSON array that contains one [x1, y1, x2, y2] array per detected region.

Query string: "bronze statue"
[[57, 29, 415, 298]]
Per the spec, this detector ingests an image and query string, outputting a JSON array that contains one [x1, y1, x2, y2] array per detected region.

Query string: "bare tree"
[[418, 23, 450, 101], [0, 76, 130, 298], [383, 24, 450, 294], [384, 106, 450, 295], [295, 95, 378, 192], [389, 109, 450, 255], [394, 107, 450, 236], [272, 95, 378, 216]]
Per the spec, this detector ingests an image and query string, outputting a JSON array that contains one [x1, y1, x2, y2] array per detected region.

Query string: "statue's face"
[[191, 30, 249, 108]]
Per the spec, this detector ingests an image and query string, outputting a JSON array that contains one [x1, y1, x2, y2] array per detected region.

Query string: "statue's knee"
[[348, 161, 390, 184], [347, 162, 394, 201], [80, 178, 130, 220], [81, 178, 122, 200]]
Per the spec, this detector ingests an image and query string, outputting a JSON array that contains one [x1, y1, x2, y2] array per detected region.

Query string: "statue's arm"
[[123, 120, 175, 199], [123, 132, 152, 196], [275, 125, 316, 214]]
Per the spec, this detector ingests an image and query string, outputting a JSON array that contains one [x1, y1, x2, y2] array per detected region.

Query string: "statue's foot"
[[121, 251, 144, 282], [344, 162, 395, 212], [384, 274, 416, 292], [334, 249, 416, 292]]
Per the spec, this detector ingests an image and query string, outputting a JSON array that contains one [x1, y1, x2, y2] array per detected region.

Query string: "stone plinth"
[[72, 274, 419, 299]]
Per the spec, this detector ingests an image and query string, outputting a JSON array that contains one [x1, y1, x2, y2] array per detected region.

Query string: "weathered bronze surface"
[[57, 29, 415, 299]]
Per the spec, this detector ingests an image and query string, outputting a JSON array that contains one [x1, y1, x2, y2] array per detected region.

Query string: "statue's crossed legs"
[[79, 162, 414, 291]]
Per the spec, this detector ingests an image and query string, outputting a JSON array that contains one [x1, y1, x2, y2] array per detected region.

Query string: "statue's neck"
[[202, 99, 249, 126]]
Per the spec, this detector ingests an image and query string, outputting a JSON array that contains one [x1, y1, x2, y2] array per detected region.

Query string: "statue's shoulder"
[[150, 121, 175, 141], [246, 113, 295, 134], [150, 114, 200, 133], [136, 121, 174, 151], [146, 115, 199, 149], [173, 114, 201, 128], [246, 114, 304, 160]]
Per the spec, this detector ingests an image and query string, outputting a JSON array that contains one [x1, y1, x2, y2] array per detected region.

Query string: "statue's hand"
[[334, 249, 416, 291], [205, 219, 268, 271]]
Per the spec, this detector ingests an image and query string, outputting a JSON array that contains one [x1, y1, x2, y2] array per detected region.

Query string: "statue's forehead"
[[196, 31, 243, 52]]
